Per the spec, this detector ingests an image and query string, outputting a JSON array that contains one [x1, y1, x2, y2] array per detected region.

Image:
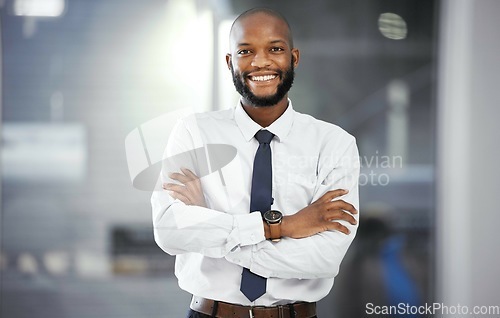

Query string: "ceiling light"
[[378, 12, 407, 40], [13, 0, 65, 17]]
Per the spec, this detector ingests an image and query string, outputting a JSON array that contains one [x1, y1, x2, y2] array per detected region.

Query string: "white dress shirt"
[[151, 100, 360, 306]]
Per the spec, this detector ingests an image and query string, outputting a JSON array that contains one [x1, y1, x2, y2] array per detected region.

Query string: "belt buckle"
[[278, 305, 285, 318], [249, 304, 288, 318]]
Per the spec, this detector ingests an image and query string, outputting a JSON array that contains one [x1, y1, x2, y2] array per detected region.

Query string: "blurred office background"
[[1, 0, 499, 317]]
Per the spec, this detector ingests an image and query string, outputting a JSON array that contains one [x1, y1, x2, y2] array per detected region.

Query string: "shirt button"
[[250, 234, 256, 241]]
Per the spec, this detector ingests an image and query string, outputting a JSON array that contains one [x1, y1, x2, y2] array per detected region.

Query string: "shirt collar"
[[234, 99, 295, 143]]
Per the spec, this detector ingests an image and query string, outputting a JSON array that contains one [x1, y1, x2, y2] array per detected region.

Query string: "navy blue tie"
[[240, 130, 274, 302]]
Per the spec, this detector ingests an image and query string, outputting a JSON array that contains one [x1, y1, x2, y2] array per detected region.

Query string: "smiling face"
[[227, 11, 300, 107]]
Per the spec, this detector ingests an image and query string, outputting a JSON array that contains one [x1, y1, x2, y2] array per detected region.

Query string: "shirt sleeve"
[[225, 136, 360, 279], [151, 118, 265, 258]]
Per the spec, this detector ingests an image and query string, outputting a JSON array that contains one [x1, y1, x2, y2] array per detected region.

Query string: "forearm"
[[247, 212, 357, 279], [226, 228, 357, 279], [152, 190, 265, 257]]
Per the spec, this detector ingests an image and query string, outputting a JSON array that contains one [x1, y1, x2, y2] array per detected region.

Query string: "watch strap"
[[269, 221, 281, 242]]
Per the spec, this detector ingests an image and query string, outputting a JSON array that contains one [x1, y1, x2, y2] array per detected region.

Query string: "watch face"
[[264, 210, 282, 223]]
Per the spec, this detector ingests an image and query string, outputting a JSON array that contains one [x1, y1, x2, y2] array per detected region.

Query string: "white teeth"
[[251, 75, 277, 82]]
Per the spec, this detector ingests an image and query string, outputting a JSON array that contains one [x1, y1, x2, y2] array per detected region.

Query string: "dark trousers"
[[186, 309, 318, 318], [187, 309, 212, 318]]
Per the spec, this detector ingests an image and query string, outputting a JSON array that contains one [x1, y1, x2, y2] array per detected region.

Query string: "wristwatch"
[[263, 210, 283, 242]]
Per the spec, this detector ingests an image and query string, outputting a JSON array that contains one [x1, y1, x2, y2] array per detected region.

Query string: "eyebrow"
[[237, 39, 288, 47], [270, 40, 287, 45]]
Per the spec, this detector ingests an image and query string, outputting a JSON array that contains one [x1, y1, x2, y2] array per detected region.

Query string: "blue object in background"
[[381, 235, 421, 318]]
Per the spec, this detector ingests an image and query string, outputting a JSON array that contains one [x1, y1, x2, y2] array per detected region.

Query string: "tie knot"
[[255, 130, 274, 144]]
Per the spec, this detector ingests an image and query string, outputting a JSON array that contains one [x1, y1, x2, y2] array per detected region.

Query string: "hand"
[[163, 168, 207, 208], [281, 189, 357, 239]]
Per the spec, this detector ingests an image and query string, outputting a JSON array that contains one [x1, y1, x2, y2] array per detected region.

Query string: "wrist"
[[281, 215, 293, 238]]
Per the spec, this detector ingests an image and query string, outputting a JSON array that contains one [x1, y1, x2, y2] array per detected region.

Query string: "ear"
[[226, 54, 232, 70], [291, 48, 300, 68]]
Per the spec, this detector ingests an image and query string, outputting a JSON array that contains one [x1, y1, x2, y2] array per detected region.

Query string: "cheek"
[[232, 58, 245, 69], [281, 57, 294, 68]]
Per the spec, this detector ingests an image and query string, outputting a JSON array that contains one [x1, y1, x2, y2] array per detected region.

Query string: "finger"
[[180, 170, 202, 191], [180, 168, 199, 180], [326, 210, 357, 225], [319, 189, 349, 203], [164, 183, 190, 197], [169, 172, 191, 184], [169, 191, 191, 205], [325, 200, 357, 214], [163, 182, 186, 190], [325, 221, 351, 235]]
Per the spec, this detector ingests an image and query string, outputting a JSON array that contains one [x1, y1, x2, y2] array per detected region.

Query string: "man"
[[151, 8, 359, 318]]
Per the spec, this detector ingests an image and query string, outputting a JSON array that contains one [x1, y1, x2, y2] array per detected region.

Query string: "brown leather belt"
[[190, 296, 316, 318]]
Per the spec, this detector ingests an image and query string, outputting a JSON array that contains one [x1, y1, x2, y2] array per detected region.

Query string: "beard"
[[230, 60, 295, 107]]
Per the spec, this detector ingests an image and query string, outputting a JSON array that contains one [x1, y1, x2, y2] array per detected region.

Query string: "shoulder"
[[168, 108, 236, 150], [291, 110, 359, 170], [179, 108, 234, 125], [292, 110, 356, 145], [194, 108, 234, 121], [175, 108, 236, 133]]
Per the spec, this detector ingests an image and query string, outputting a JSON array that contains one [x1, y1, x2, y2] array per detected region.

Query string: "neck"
[[241, 95, 289, 128]]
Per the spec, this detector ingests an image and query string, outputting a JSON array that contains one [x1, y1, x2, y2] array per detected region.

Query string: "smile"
[[249, 74, 278, 82]]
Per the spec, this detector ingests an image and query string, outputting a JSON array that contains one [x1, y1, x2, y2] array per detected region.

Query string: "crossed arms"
[[164, 168, 357, 239], [151, 118, 360, 279]]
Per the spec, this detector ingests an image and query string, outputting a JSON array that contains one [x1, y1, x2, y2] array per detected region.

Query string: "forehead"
[[230, 13, 291, 48]]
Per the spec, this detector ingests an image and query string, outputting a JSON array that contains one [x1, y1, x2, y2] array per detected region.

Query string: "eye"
[[270, 47, 284, 52], [237, 49, 251, 55]]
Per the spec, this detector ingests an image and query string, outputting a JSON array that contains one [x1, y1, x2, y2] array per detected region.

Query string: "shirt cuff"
[[234, 212, 265, 247]]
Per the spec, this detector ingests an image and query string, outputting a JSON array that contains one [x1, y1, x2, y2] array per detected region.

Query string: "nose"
[[251, 51, 271, 68]]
